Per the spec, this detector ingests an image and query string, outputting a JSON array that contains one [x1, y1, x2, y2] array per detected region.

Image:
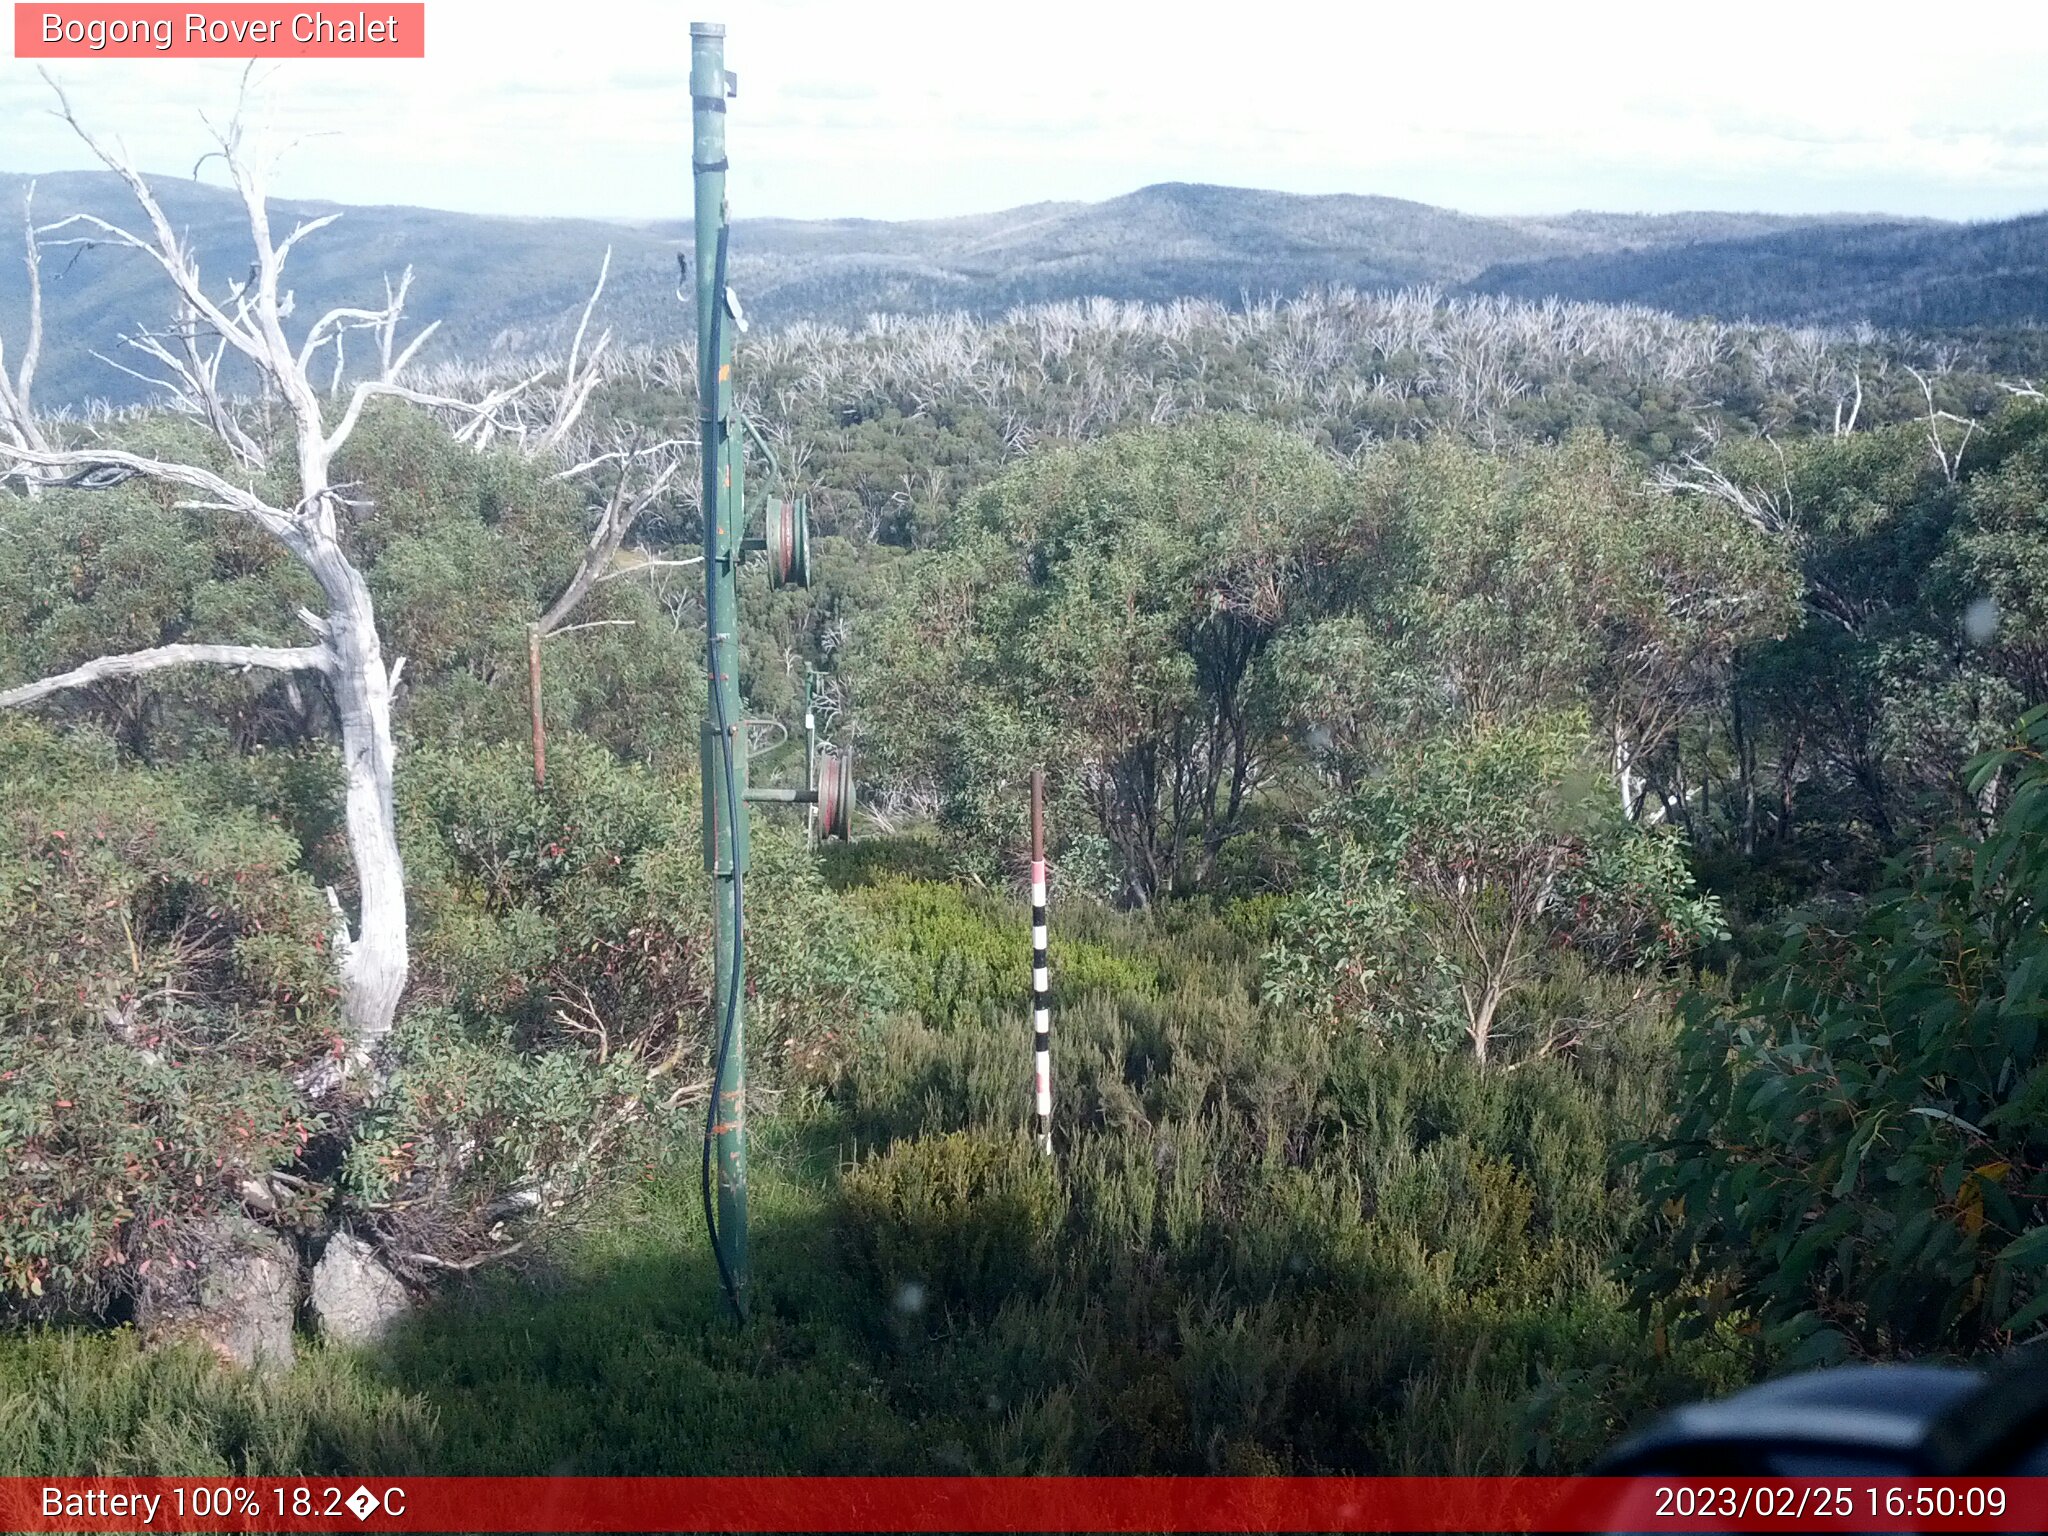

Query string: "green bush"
[[1266, 716, 1721, 1062], [0, 434, 322, 766], [819, 861, 1724, 1472], [0, 722, 336, 1316], [850, 875, 1158, 1031], [364, 732, 891, 1259], [848, 419, 1351, 902], [1631, 706, 2048, 1363], [338, 1004, 681, 1269], [400, 733, 700, 1038], [817, 832, 957, 891], [839, 1130, 1062, 1323]]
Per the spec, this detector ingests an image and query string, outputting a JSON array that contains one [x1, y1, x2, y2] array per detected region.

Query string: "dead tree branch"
[[536, 433, 688, 638], [0, 182, 52, 490], [0, 642, 329, 709], [1905, 364, 1977, 485]]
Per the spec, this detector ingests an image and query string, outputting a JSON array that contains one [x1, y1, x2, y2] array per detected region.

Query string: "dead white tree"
[[1905, 364, 1976, 485], [0, 76, 551, 1058], [541, 432, 691, 635], [533, 246, 612, 456], [1650, 439, 1796, 539], [0, 183, 52, 495], [1832, 367, 1863, 437], [522, 432, 690, 783], [1652, 436, 1873, 636]]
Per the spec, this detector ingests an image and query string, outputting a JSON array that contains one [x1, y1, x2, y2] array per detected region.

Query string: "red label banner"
[[1, 1477, 2045, 1532], [13, 5, 425, 58]]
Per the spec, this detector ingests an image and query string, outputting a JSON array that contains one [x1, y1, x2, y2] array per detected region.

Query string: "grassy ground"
[[1, 860, 1750, 1477], [1, 1136, 910, 1478]]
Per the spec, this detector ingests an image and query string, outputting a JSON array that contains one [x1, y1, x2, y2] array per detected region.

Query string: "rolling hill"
[[0, 171, 2038, 408], [1470, 213, 2048, 330]]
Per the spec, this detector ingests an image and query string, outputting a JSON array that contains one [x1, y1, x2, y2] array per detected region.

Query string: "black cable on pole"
[[701, 220, 747, 1324]]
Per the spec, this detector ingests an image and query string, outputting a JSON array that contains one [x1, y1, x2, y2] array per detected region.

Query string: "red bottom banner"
[[4, 1476, 2044, 1533]]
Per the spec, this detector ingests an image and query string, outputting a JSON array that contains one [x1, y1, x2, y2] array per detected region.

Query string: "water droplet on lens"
[[1964, 596, 2000, 644]]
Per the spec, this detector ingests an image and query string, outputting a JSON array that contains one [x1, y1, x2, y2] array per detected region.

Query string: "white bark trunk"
[[1613, 729, 1642, 822], [1468, 993, 1494, 1065], [0, 181, 50, 498], [322, 561, 408, 1048], [293, 355, 409, 1048]]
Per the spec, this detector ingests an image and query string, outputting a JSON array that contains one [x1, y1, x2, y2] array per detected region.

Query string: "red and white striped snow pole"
[[1030, 768, 1052, 1155]]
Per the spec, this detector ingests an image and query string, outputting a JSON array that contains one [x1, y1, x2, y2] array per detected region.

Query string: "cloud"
[[780, 79, 879, 102], [606, 69, 680, 92], [2, 0, 2044, 222]]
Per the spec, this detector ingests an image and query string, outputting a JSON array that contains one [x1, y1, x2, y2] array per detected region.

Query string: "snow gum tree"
[[0, 77, 583, 1057]]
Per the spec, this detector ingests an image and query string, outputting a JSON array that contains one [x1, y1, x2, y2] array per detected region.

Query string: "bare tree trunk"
[[0, 182, 51, 496], [318, 557, 408, 1047], [1730, 688, 1758, 857], [1976, 763, 2005, 825], [1613, 726, 1643, 821], [1776, 736, 1803, 844], [1697, 718, 1714, 837], [1469, 991, 1495, 1066], [1664, 747, 1696, 842]]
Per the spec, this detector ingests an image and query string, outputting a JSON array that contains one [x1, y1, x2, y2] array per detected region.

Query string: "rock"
[[311, 1232, 410, 1346], [156, 1212, 299, 1372]]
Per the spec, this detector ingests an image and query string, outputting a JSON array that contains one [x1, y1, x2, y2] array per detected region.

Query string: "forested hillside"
[[3, 148, 2047, 1479], [9, 169, 2043, 410], [1474, 213, 2048, 331]]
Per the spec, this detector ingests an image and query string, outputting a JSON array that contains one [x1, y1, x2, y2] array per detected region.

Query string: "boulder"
[[153, 1212, 299, 1372], [310, 1232, 410, 1346]]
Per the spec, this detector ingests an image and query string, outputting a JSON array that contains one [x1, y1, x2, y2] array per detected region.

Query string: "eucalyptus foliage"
[[1631, 707, 2048, 1362], [1266, 716, 1723, 1061], [853, 418, 1346, 902], [0, 721, 337, 1313]]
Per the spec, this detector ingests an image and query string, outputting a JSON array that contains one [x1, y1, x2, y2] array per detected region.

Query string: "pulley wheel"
[[766, 496, 811, 590], [817, 748, 855, 842]]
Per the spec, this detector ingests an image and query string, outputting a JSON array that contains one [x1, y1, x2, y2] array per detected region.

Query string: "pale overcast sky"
[[3, 0, 2045, 223]]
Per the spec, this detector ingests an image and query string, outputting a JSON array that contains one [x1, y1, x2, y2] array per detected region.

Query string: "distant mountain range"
[[0, 172, 2040, 407]]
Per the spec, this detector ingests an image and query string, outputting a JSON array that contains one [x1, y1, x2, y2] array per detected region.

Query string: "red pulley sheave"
[[816, 748, 854, 841], [765, 496, 811, 590]]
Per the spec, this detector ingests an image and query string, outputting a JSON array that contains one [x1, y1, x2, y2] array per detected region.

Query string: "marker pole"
[[1030, 768, 1052, 1155]]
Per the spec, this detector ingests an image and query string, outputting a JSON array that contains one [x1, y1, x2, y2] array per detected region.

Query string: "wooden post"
[[1030, 767, 1051, 1154], [527, 622, 546, 787]]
